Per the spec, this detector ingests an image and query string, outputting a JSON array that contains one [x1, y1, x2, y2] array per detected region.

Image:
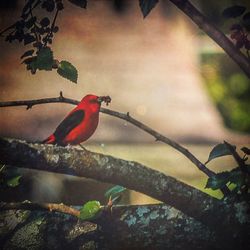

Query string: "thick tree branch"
[[0, 203, 220, 250], [0, 137, 248, 231], [169, 0, 250, 78], [0, 93, 230, 196]]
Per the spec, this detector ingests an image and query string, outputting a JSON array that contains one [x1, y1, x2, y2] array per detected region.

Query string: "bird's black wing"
[[54, 109, 85, 144]]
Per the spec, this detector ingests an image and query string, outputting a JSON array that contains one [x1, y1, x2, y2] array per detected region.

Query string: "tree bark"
[[0, 203, 226, 250]]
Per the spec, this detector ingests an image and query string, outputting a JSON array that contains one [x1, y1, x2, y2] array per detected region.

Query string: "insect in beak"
[[97, 96, 111, 106]]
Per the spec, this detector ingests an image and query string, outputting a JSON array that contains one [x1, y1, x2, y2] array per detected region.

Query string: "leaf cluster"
[[0, 0, 161, 83], [79, 185, 127, 221], [205, 142, 250, 197], [1, 0, 77, 83]]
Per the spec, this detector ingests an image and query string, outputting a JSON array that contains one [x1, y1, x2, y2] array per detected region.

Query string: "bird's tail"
[[42, 134, 56, 144]]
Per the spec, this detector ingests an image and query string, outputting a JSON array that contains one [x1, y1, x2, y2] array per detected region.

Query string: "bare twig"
[[169, 0, 250, 78], [44, 8, 59, 47], [0, 91, 78, 109], [0, 201, 80, 217], [0, 93, 230, 195], [29, 5, 40, 44]]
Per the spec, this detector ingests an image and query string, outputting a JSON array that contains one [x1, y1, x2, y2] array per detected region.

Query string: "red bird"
[[43, 94, 111, 146]]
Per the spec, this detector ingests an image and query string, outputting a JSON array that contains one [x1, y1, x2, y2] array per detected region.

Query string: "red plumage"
[[43, 94, 111, 146]]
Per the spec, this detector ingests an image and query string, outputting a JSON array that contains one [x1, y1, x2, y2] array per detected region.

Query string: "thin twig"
[[30, 5, 40, 44], [0, 201, 80, 217], [0, 91, 78, 109], [0, 93, 230, 195], [44, 8, 59, 47]]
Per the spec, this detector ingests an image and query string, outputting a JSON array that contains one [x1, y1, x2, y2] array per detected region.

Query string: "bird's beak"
[[97, 96, 111, 106]]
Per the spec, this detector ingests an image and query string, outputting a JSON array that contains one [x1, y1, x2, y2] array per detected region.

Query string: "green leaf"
[[139, 0, 159, 18], [241, 147, 250, 155], [222, 5, 246, 18], [30, 47, 54, 71], [68, 0, 87, 8], [205, 172, 230, 190], [205, 143, 235, 164], [6, 175, 22, 187], [79, 200, 101, 220], [57, 60, 78, 83], [105, 185, 127, 199]]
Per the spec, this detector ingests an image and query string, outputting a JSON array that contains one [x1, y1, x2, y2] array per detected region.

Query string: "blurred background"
[[0, 0, 249, 205]]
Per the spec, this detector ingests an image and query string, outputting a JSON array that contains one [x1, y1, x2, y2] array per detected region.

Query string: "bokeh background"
[[0, 0, 249, 204]]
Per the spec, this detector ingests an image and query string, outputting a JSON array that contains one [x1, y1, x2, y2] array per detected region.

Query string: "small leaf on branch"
[[79, 200, 101, 220], [205, 143, 236, 164], [222, 5, 246, 18], [68, 0, 87, 9], [105, 185, 127, 199], [105, 185, 127, 204], [20, 49, 34, 59], [57, 60, 78, 83], [139, 0, 159, 18]]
